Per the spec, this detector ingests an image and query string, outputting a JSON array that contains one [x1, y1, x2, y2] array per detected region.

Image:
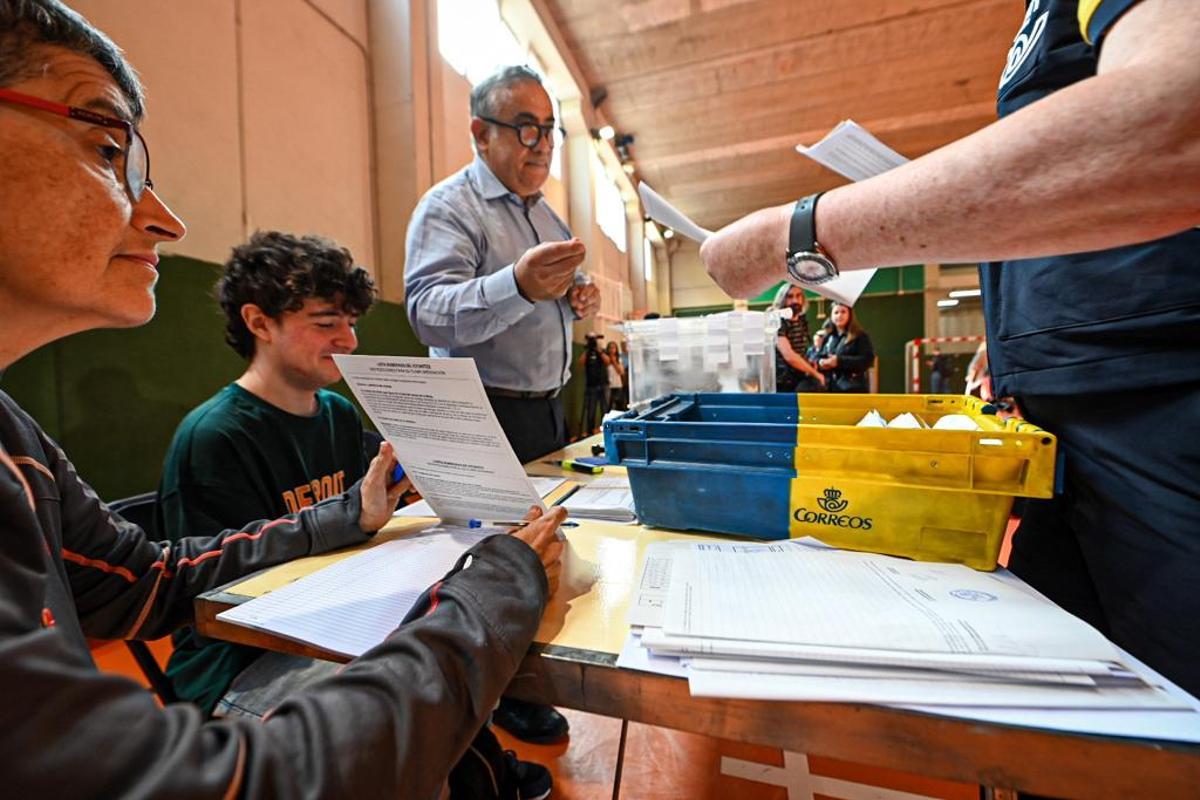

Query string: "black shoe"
[[493, 698, 569, 744], [504, 751, 552, 800]]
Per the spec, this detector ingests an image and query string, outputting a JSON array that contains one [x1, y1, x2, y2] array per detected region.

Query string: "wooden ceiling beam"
[[552, 0, 976, 83], [589, 1, 1015, 116]]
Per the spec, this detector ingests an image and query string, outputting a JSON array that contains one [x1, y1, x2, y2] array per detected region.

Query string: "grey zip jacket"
[[0, 390, 547, 798]]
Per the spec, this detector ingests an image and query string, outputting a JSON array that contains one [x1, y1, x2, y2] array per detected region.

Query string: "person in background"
[[0, 2, 565, 795], [578, 332, 609, 435], [816, 302, 875, 394], [605, 340, 627, 411], [809, 326, 829, 363], [927, 348, 951, 394], [771, 283, 825, 392]]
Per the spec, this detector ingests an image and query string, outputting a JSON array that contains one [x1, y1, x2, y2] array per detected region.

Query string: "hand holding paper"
[[641, 181, 876, 306]]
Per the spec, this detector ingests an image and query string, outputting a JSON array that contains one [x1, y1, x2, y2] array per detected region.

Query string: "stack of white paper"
[[619, 541, 1198, 724], [218, 525, 492, 657], [560, 477, 637, 523]]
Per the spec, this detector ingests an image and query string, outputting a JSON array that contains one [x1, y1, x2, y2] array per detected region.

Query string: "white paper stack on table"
[[619, 539, 1200, 741], [218, 525, 495, 657], [559, 476, 637, 522]]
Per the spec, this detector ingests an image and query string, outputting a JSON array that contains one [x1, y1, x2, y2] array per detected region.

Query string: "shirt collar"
[[469, 156, 543, 205]]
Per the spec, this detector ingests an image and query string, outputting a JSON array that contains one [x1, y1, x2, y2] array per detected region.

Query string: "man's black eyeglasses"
[[0, 87, 153, 202], [479, 116, 565, 149]]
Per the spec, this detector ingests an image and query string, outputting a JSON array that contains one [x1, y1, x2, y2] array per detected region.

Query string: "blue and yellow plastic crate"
[[603, 393, 1058, 570]]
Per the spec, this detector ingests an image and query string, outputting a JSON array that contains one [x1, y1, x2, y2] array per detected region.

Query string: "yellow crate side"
[[787, 476, 1011, 571], [792, 394, 1057, 499]]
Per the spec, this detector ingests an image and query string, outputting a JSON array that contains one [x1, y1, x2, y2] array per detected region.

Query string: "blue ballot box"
[[603, 392, 1058, 570]]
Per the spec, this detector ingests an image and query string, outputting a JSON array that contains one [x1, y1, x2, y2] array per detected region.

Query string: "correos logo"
[[794, 487, 874, 530]]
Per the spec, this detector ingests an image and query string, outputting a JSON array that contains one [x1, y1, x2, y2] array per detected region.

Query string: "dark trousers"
[[1008, 382, 1200, 697], [580, 386, 606, 434], [487, 393, 567, 465]]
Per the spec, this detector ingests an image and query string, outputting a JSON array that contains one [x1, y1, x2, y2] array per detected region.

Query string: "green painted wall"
[[849, 293, 925, 393], [1, 255, 426, 500]]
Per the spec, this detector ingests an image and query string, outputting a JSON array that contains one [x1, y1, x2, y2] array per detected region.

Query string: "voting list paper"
[[334, 355, 543, 523], [637, 181, 877, 307], [795, 120, 909, 182], [664, 542, 1121, 662], [217, 526, 491, 657]]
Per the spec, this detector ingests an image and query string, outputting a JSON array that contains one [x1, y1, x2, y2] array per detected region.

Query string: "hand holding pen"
[[509, 505, 566, 596]]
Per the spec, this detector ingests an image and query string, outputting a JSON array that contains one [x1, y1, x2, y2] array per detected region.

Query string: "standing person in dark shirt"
[[578, 332, 609, 434], [927, 349, 950, 394], [771, 283, 825, 392], [0, 2, 565, 796], [699, 0, 1200, 696]]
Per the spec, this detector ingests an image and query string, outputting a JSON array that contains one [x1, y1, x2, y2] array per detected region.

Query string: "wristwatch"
[[785, 193, 839, 285]]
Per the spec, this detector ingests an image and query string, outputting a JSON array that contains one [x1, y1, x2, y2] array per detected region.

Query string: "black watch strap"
[[788, 192, 824, 254]]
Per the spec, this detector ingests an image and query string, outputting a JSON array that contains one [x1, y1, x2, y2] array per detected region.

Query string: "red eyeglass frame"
[[0, 86, 153, 199]]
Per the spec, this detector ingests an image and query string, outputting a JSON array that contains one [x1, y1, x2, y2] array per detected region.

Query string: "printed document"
[[663, 542, 1120, 662], [637, 182, 877, 307], [217, 526, 491, 657], [335, 355, 544, 523], [795, 120, 909, 181], [560, 476, 637, 522], [396, 476, 566, 519]]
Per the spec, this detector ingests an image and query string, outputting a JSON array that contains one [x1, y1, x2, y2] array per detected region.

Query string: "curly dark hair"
[[217, 231, 376, 360]]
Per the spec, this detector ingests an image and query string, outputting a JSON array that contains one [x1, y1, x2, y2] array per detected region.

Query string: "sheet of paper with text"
[[334, 355, 544, 523]]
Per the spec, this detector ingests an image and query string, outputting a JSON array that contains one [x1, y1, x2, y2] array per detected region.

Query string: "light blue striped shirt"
[[404, 157, 577, 393]]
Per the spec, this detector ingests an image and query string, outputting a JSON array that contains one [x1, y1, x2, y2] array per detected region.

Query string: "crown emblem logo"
[[817, 487, 848, 513]]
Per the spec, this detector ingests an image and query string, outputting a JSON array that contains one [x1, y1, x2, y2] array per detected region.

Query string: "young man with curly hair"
[[156, 230, 379, 715]]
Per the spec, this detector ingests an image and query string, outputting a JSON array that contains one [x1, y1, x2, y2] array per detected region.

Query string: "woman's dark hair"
[[0, 0, 144, 119], [217, 230, 376, 360]]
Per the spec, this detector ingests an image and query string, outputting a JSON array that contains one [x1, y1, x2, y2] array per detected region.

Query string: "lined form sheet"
[[218, 526, 491, 657], [663, 542, 1120, 662]]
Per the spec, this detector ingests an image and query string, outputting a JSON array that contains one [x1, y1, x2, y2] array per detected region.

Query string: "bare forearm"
[[822, 62, 1200, 270], [700, 0, 1200, 297]]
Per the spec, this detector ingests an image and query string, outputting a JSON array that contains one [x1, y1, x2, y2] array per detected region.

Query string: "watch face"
[[786, 252, 838, 285]]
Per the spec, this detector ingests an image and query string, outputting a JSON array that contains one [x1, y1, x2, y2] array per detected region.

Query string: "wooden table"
[[196, 437, 1200, 799]]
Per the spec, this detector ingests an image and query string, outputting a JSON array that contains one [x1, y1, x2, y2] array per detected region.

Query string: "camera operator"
[[577, 333, 610, 436]]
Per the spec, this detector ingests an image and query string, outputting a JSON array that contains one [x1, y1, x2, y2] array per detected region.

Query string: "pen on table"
[[468, 518, 580, 529], [545, 458, 603, 475]]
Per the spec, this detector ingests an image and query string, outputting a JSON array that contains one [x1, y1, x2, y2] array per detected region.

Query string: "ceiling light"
[[937, 299, 959, 308], [663, 229, 675, 239], [949, 289, 982, 299], [598, 125, 615, 141]]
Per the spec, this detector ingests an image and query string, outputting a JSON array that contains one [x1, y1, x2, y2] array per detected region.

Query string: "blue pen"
[[391, 463, 406, 483], [468, 518, 580, 529]]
